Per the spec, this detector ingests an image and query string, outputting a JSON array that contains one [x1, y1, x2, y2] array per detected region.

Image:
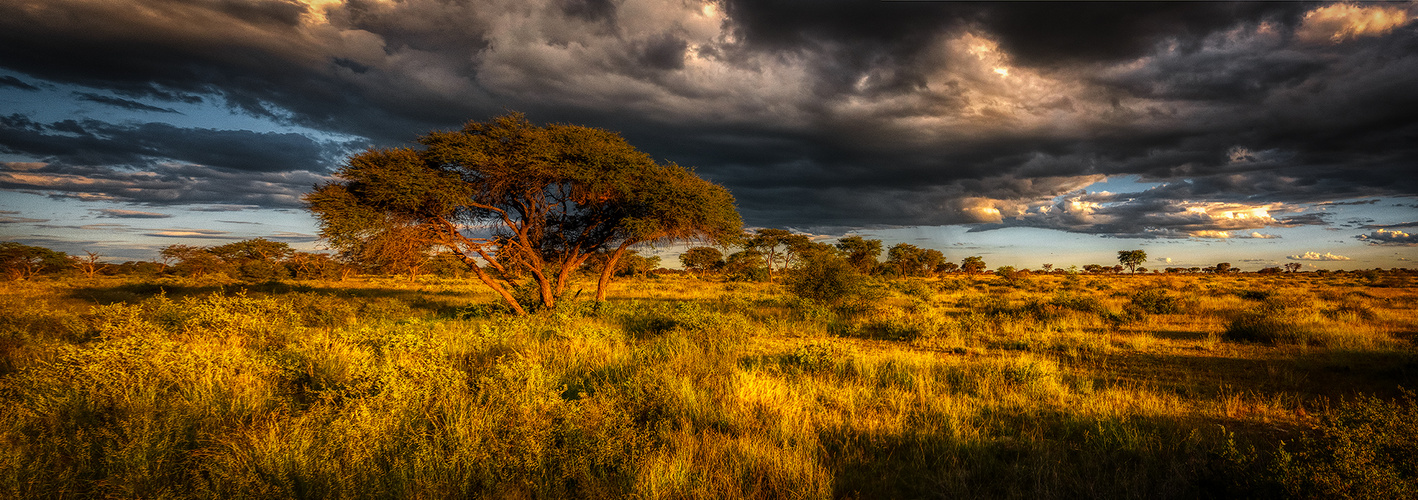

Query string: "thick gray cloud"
[[0, 115, 350, 173], [0, 0, 1414, 235], [75, 93, 181, 114], [0, 75, 39, 91], [93, 209, 172, 219]]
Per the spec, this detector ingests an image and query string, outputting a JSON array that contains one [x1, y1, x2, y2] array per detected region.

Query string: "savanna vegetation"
[[3, 260, 1416, 499], [2, 114, 1415, 498]]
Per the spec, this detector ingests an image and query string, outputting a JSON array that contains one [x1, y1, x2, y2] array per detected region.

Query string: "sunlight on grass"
[[1, 272, 1415, 498]]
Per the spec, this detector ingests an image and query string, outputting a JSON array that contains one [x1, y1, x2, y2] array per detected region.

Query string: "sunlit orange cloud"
[[1297, 2, 1415, 43], [1189, 230, 1280, 239]]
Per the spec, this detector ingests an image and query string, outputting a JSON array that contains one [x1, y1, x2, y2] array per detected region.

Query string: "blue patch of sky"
[[0, 69, 363, 144], [1078, 175, 1165, 196]]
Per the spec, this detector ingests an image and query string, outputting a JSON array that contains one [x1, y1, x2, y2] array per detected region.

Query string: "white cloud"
[[1288, 251, 1352, 261], [1357, 228, 1418, 246]]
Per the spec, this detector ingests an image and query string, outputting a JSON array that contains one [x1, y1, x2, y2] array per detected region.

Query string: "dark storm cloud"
[[0, 0, 1414, 233], [0, 124, 333, 208], [75, 93, 181, 114], [93, 209, 172, 219], [1319, 199, 1381, 206], [0, 115, 348, 173], [0, 75, 39, 91]]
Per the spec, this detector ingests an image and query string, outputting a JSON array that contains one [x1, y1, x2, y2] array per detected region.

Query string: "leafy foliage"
[[0, 242, 70, 280], [834, 235, 882, 274], [679, 246, 724, 275], [1117, 250, 1147, 273], [784, 251, 872, 306], [1272, 391, 1418, 499], [307, 113, 741, 313]]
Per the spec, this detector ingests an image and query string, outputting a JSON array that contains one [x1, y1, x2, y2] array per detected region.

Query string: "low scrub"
[[1270, 391, 1418, 498]]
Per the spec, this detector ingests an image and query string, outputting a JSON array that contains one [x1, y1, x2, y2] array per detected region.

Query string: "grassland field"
[[2, 271, 1416, 499]]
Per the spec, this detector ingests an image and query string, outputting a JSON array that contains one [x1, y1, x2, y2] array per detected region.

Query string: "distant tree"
[[0, 242, 69, 280], [835, 235, 883, 274], [1285, 262, 1302, 273], [287, 252, 345, 280], [306, 113, 741, 314], [995, 265, 1021, 284], [160, 244, 226, 278], [1083, 264, 1104, 274], [210, 238, 294, 281], [617, 252, 661, 278], [1041, 263, 1053, 273], [936, 261, 959, 274], [679, 246, 724, 276], [747, 229, 811, 282], [1117, 250, 1147, 273], [1258, 267, 1281, 274], [723, 249, 768, 282], [884, 243, 943, 277], [960, 256, 986, 275], [73, 250, 107, 279], [1215, 262, 1232, 274], [1136, 267, 1147, 273]]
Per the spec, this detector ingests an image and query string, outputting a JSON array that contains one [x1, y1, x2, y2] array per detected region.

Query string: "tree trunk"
[[459, 255, 527, 316], [595, 243, 632, 302]]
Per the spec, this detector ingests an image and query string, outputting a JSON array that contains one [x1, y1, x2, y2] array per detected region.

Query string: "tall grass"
[[1, 273, 1415, 498]]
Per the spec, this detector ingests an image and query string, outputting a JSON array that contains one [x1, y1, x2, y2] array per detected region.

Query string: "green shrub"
[[892, 279, 934, 302], [1130, 288, 1181, 314], [1272, 391, 1418, 499], [784, 253, 871, 306], [956, 294, 1011, 316], [1047, 292, 1107, 314], [787, 342, 839, 373], [1224, 312, 1310, 345]]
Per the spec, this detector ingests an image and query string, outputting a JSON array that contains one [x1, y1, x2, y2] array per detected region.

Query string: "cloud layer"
[[0, 0, 1415, 237]]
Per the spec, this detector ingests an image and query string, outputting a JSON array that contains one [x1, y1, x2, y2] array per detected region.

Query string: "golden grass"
[[0, 272, 1414, 498]]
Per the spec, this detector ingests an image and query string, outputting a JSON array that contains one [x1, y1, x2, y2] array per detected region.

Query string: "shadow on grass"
[[62, 280, 495, 319], [1082, 349, 1418, 402], [819, 410, 1253, 499]]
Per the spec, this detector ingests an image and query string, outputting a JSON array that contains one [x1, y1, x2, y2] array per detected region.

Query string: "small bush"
[[956, 294, 1015, 320], [893, 280, 934, 302], [1048, 292, 1107, 314], [787, 342, 839, 372], [1272, 391, 1418, 499], [1130, 288, 1181, 314], [1224, 312, 1309, 345], [784, 253, 871, 306]]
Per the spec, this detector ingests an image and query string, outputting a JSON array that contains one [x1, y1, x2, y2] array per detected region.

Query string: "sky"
[[1, 0, 1416, 271]]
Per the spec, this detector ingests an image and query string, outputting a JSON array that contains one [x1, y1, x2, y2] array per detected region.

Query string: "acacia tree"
[[679, 246, 724, 276], [0, 242, 69, 280], [835, 235, 882, 274], [306, 113, 740, 314], [1118, 250, 1147, 273], [74, 251, 107, 279], [746, 228, 807, 283], [960, 256, 987, 275], [884, 243, 944, 277]]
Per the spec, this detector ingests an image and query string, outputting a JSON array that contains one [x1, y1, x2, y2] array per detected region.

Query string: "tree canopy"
[[1118, 250, 1147, 273], [306, 113, 741, 314], [835, 235, 882, 274]]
